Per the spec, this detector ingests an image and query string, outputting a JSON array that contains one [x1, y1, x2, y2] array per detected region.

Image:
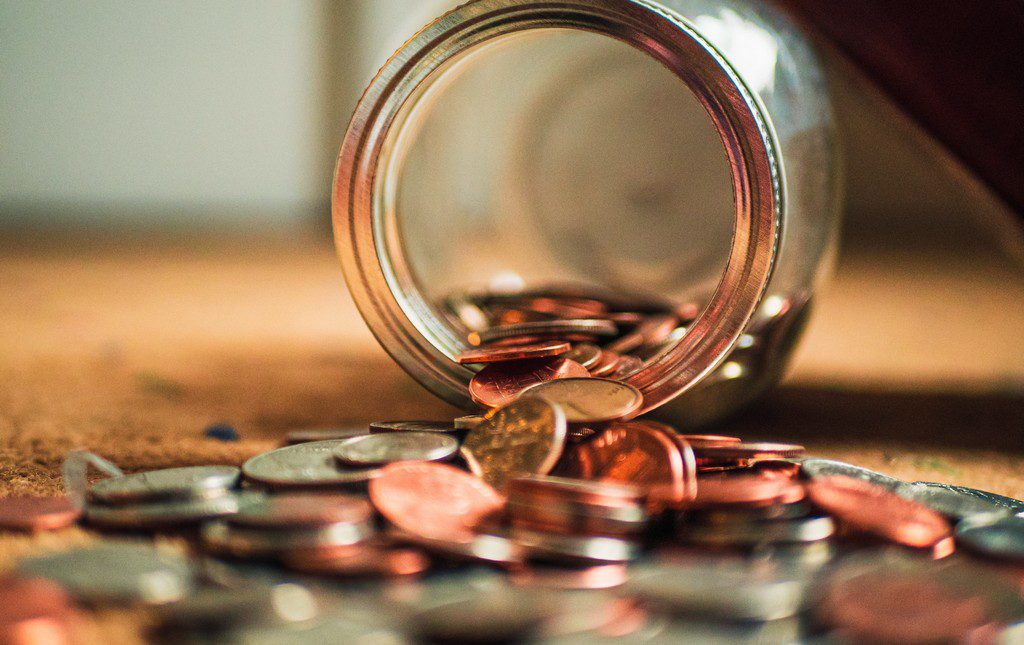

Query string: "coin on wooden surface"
[[896, 481, 1012, 521], [389, 529, 525, 568], [799, 458, 903, 491], [86, 493, 242, 529], [685, 475, 805, 509], [17, 544, 194, 605], [0, 496, 81, 532], [369, 462, 504, 544], [519, 377, 643, 423], [369, 420, 459, 434], [284, 427, 368, 445], [460, 398, 567, 491], [201, 520, 373, 559], [333, 432, 458, 466], [468, 357, 589, 409], [806, 476, 953, 554], [692, 442, 806, 462], [511, 528, 639, 563], [677, 515, 835, 547], [456, 341, 570, 365], [907, 481, 1024, 516], [88, 466, 240, 505], [228, 492, 373, 529], [241, 441, 381, 489]]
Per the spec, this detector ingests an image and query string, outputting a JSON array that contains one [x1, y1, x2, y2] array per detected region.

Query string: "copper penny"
[[684, 475, 805, 509], [677, 434, 742, 447], [563, 343, 602, 369], [369, 462, 504, 544], [456, 341, 571, 365], [0, 575, 74, 644], [588, 350, 621, 377], [691, 441, 806, 461], [228, 492, 373, 529], [556, 422, 696, 510], [468, 319, 617, 347], [521, 377, 643, 424], [460, 398, 566, 491], [509, 564, 628, 590], [283, 545, 429, 578], [0, 496, 81, 532], [605, 313, 678, 354], [807, 475, 953, 551], [519, 296, 608, 318], [609, 355, 644, 380], [468, 357, 589, 409]]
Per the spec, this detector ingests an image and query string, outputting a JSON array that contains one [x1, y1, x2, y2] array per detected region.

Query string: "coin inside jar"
[[88, 465, 241, 505], [468, 357, 590, 409], [333, 432, 459, 466], [519, 377, 643, 423], [456, 341, 571, 364], [468, 319, 618, 346]]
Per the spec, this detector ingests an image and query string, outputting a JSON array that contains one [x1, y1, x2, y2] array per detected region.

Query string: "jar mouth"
[[334, 0, 782, 414]]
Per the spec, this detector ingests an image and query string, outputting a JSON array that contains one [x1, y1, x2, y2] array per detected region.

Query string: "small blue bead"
[[204, 423, 239, 442]]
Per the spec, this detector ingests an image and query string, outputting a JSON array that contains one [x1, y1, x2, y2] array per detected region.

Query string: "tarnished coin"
[[460, 398, 567, 491], [800, 458, 903, 491], [453, 415, 485, 431], [456, 341, 571, 364], [17, 544, 194, 605], [468, 319, 618, 346], [241, 441, 381, 489], [333, 432, 459, 466], [369, 420, 460, 434], [520, 377, 643, 424], [556, 422, 697, 510], [284, 427, 368, 445], [0, 575, 75, 644], [201, 520, 373, 559], [677, 515, 835, 547], [563, 343, 602, 369], [897, 481, 1013, 520], [88, 465, 241, 505], [0, 496, 81, 532], [86, 492, 243, 528], [955, 515, 1024, 561], [807, 476, 953, 555], [228, 492, 373, 529], [468, 357, 590, 409], [283, 545, 429, 578], [369, 462, 504, 543]]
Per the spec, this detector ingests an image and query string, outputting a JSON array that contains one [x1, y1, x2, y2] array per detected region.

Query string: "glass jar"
[[333, 0, 840, 428]]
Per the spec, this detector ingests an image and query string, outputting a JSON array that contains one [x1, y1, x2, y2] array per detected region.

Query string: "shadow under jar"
[[333, 0, 840, 428]]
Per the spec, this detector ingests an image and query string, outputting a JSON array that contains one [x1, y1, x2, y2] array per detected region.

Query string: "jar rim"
[[333, 0, 782, 414]]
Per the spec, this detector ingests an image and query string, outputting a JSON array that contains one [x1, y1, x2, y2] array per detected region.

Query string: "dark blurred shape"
[[204, 423, 239, 442], [778, 0, 1024, 218]]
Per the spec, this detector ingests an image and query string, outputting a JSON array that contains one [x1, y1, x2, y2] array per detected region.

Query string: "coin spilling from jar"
[[3, 287, 1024, 642]]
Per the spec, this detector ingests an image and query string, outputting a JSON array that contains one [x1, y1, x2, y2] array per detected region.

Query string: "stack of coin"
[[84, 465, 244, 529]]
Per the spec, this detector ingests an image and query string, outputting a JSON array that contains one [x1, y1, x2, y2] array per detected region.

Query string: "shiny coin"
[[512, 528, 640, 563], [910, 481, 1024, 515], [0, 496, 81, 532], [563, 343, 602, 369], [461, 398, 567, 491], [369, 462, 504, 544], [333, 432, 458, 466], [17, 544, 194, 605], [228, 492, 373, 529], [284, 427, 368, 445], [241, 441, 381, 489], [453, 415, 485, 430], [283, 545, 429, 578], [955, 515, 1024, 561], [509, 564, 629, 590], [88, 465, 240, 505], [508, 475, 647, 537], [610, 354, 644, 379], [468, 357, 590, 409], [369, 420, 460, 434], [468, 319, 618, 346], [456, 341, 571, 364], [85, 492, 242, 528], [628, 558, 807, 621], [588, 350, 621, 377], [201, 520, 373, 559], [896, 481, 1013, 521], [521, 377, 643, 423], [692, 442, 806, 462], [684, 475, 805, 508], [391, 529, 525, 567], [807, 475, 953, 554], [800, 458, 903, 491], [605, 313, 678, 354], [677, 515, 835, 547], [556, 422, 696, 510], [0, 575, 75, 644]]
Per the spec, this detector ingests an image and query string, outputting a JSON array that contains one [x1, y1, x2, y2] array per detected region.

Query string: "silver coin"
[[241, 441, 381, 489], [17, 543, 194, 605], [911, 481, 1024, 515], [511, 528, 639, 563], [799, 458, 903, 491], [86, 492, 244, 528], [453, 415, 485, 431], [955, 514, 1024, 561], [201, 519, 374, 559], [519, 377, 643, 423], [284, 427, 368, 445], [226, 616, 407, 645], [333, 432, 459, 466], [391, 529, 525, 567], [155, 583, 317, 630], [896, 482, 1013, 521], [88, 465, 241, 505], [409, 592, 547, 644], [627, 558, 807, 622], [676, 515, 835, 547], [369, 420, 460, 434], [472, 319, 618, 345]]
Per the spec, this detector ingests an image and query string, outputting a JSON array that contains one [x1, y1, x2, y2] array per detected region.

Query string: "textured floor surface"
[[0, 230, 1021, 642]]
